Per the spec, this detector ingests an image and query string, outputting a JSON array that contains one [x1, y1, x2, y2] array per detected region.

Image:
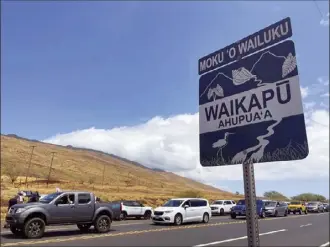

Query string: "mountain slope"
[[1, 135, 236, 202]]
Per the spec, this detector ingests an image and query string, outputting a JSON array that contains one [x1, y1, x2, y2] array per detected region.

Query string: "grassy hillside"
[[1, 135, 241, 219]]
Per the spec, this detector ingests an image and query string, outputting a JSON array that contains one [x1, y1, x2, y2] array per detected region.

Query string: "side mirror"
[[55, 201, 59, 206], [184, 205, 189, 209]]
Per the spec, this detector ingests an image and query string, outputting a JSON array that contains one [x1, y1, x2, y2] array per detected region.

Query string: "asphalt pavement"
[[0, 213, 328, 246]]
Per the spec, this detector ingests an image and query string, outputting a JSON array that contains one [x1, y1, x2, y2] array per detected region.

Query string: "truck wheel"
[[119, 212, 127, 221], [293, 211, 296, 214], [260, 211, 266, 218], [220, 208, 224, 216], [94, 215, 111, 233], [174, 214, 183, 226], [23, 217, 45, 239], [77, 224, 92, 232], [144, 211, 151, 220]]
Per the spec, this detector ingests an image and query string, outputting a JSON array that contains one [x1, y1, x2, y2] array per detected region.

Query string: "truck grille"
[[154, 211, 164, 216]]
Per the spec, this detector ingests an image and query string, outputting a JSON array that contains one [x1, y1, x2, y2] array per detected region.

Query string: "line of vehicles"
[[5, 190, 329, 239]]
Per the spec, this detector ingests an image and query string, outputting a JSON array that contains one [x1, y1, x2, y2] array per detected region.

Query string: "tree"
[[291, 193, 327, 202], [88, 177, 95, 185], [4, 165, 20, 184], [263, 191, 289, 201]]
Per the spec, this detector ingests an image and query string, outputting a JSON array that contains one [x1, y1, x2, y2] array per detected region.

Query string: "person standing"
[[4, 195, 19, 228]]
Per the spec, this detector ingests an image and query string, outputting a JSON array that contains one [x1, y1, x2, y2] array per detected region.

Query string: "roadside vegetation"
[[0, 135, 241, 221], [263, 191, 328, 203]]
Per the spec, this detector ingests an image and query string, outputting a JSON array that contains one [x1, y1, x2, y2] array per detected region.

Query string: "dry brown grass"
[[1, 135, 243, 220]]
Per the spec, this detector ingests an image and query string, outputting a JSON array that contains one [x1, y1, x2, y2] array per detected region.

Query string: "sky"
[[1, 1, 329, 198]]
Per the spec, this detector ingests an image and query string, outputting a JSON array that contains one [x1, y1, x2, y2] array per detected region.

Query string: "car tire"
[[119, 212, 127, 221], [293, 211, 296, 214], [174, 214, 183, 226], [23, 217, 46, 239], [230, 214, 236, 219], [284, 210, 288, 217], [77, 224, 92, 232], [202, 213, 209, 223], [220, 208, 224, 216], [261, 211, 266, 218], [144, 211, 151, 220], [274, 211, 278, 217], [94, 215, 111, 233]]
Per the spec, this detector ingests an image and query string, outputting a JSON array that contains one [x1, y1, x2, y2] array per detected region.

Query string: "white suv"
[[117, 200, 153, 220], [210, 200, 236, 216], [152, 198, 211, 225]]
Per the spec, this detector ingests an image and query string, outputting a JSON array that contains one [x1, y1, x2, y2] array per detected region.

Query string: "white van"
[[151, 198, 211, 225]]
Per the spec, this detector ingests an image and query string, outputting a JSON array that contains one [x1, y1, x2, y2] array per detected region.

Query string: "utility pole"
[[102, 164, 106, 188], [47, 152, 56, 186], [25, 145, 36, 187]]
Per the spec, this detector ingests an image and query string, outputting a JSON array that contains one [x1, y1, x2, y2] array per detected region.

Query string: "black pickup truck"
[[6, 191, 121, 239]]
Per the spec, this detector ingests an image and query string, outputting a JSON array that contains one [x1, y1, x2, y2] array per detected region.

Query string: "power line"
[[313, 0, 325, 19], [47, 152, 56, 186], [25, 145, 36, 187]]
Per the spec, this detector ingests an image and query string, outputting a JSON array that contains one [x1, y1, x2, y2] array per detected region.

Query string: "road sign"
[[198, 17, 292, 75], [199, 39, 309, 167], [198, 17, 308, 247]]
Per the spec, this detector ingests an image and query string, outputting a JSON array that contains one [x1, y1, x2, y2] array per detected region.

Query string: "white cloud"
[[318, 77, 329, 86], [300, 86, 309, 98], [43, 108, 329, 184], [321, 93, 330, 97], [320, 12, 329, 26]]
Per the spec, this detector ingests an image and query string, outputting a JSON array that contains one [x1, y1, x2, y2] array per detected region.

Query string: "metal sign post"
[[243, 161, 260, 247], [198, 17, 309, 247]]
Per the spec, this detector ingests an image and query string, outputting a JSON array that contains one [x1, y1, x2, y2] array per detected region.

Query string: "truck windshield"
[[39, 192, 63, 204], [162, 200, 184, 207], [237, 200, 245, 205], [290, 202, 300, 205]]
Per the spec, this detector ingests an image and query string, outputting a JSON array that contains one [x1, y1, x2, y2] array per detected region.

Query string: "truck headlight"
[[15, 208, 27, 214]]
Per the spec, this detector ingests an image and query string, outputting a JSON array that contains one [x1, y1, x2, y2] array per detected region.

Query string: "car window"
[[57, 193, 75, 205], [213, 201, 223, 205], [123, 201, 133, 206], [190, 200, 199, 207], [231, 201, 236, 204], [132, 202, 141, 207], [224, 201, 232, 205], [78, 193, 91, 204], [182, 200, 190, 207], [191, 200, 207, 207]]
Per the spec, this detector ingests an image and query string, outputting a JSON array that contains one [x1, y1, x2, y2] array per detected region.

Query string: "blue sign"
[[199, 40, 309, 167], [198, 17, 292, 75]]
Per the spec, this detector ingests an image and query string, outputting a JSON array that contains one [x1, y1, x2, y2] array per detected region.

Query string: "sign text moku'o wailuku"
[[198, 17, 309, 167]]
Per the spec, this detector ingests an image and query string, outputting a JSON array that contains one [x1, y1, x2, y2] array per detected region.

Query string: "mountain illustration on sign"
[[207, 84, 224, 101], [200, 50, 297, 101], [205, 51, 298, 166]]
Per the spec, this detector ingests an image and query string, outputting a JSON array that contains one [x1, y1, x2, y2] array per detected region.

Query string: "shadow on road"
[[1, 229, 117, 240]]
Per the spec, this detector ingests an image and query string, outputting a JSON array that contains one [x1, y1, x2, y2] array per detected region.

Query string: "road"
[[0, 213, 328, 246]]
